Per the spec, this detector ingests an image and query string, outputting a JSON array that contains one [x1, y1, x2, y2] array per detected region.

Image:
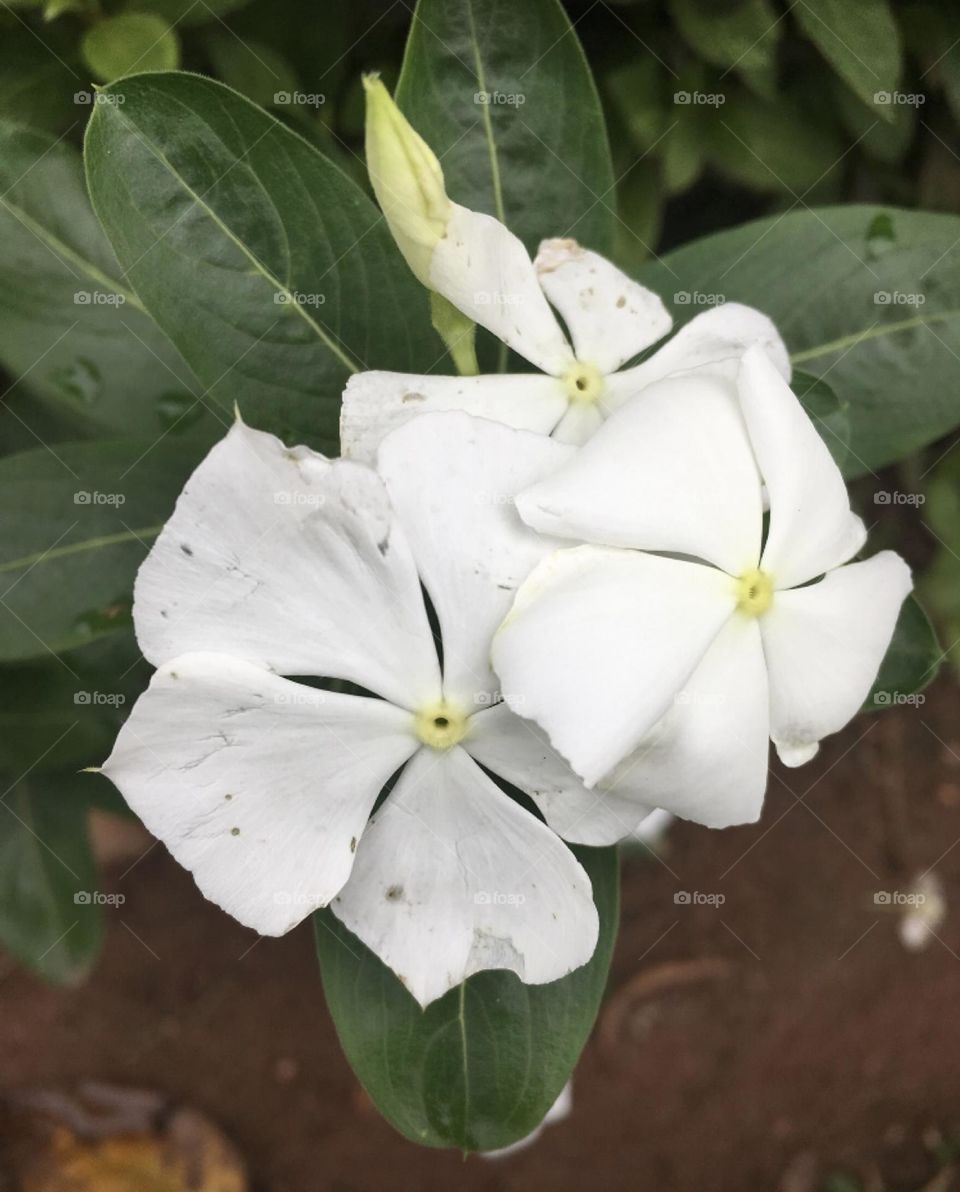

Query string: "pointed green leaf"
[[0, 773, 102, 985], [0, 438, 203, 662], [315, 843, 618, 1152], [84, 72, 438, 451], [794, 0, 901, 113], [637, 206, 960, 476], [0, 119, 209, 441], [395, 0, 615, 258]]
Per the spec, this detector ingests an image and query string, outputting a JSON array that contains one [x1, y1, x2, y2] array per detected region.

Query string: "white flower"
[[342, 229, 790, 460], [492, 346, 913, 829], [98, 411, 644, 1007], [349, 80, 789, 462]]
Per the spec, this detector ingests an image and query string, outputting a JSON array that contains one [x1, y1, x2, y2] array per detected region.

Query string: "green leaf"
[[0, 773, 102, 984], [84, 72, 437, 451], [395, 0, 615, 259], [709, 89, 844, 195], [792, 369, 850, 468], [0, 438, 203, 662], [793, 0, 901, 113], [315, 844, 618, 1151], [919, 451, 960, 679], [0, 29, 79, 134], [203, 31, 299, 110], [0, 119, 209, 441], [81, 14, 181, 83], [637, 206, 960, 476], [867, 596, 941, 708], [129, 0, 256, 27], [671, 0, 781, 96]]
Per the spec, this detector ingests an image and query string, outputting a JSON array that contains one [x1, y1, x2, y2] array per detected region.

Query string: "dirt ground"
[[1, 678, 959, 1192]]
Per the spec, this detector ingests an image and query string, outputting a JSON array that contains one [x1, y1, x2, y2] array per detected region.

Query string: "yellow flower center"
[[736, 568, 774, 616], [562, 361, 605, 404], [413, 700, 469, 750]]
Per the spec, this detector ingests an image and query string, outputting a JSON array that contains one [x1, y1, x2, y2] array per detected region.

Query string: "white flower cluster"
[[102, 83, 911, 1009]]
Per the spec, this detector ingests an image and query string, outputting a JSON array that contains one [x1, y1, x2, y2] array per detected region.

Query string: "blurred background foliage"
[[0, 0, 958, 988]]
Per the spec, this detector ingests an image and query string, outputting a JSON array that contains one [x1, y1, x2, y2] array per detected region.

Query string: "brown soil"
[[2, 679, 959, 1192]]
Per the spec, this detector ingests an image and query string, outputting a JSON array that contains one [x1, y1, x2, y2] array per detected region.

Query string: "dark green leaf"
[[670, 0, 780, 96], [637, 206, 960, 476], [203, 30, 299, 110], [84, 72, 437, 451], [395, 0, 615, 258], [793, 0, 901, 113], [866, 596, 941, 707], [315, 843, 618, 1152], [0, 438, 203, 662], [0, 119, 209, 441], [0, 29, 79, 134], [0, 772, 102, 984], [792, 369, 850, 468], [128, 0, 256, 28]]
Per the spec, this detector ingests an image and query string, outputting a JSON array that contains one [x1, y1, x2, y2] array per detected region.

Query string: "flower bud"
[[363, 74, 452, 287]]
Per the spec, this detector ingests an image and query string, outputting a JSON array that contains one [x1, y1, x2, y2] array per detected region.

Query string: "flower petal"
[[739, 346, 866, 589], [134, 419, 440, 709], [550, 401, 605, 445], [331, 746, 599, 1007], [492, 546, 737, 787], [761, 551, 913, 765], [340, 370, 567, 464], [430, 203, 575, 375], [602, 614, 770, 828], [604, 301, 791, 412], [516, 375, 763, 575], [464, 701, 656, 845], [534, 238, 672, 373], [376, 412, 574, 705], [102, 652, 418, 936]]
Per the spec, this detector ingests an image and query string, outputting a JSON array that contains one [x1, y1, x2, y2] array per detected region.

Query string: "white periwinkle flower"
[[492, 346, 913, 828], [99, 411, 633, 1007], [344, 81, 789, 460]]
